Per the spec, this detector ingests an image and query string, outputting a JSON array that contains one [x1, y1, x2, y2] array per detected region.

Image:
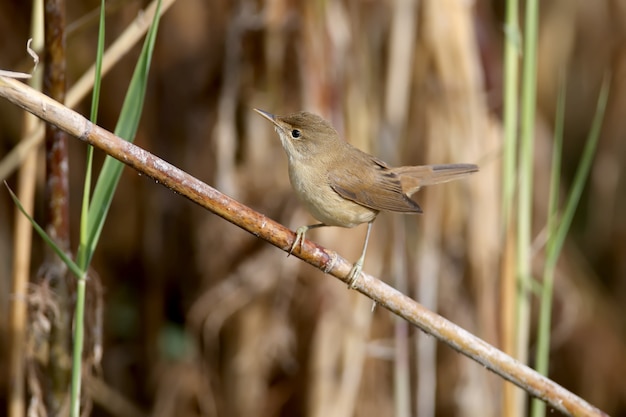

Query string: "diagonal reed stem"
[[0, 75, 609, 417]]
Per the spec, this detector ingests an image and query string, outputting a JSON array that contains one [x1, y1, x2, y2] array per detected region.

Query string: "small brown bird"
[[255, 109, 478, 287]]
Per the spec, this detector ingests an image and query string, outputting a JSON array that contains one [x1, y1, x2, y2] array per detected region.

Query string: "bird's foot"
[[288, 225, 309, 257], [346, 259, 364, 289]]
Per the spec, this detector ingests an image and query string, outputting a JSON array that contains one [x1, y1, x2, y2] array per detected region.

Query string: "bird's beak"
[[254, 108, 277, 124], [254, 108, 289, 137]]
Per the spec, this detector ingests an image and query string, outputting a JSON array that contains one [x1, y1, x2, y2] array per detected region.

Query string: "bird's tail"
[[393, 163, 479, 196]]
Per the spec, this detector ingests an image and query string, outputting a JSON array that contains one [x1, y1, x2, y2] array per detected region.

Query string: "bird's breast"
[[287, 161, 377, 228]]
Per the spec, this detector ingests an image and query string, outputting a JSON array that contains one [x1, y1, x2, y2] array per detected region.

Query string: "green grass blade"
[[502, 0, 520, 227], [70, 2, 108, 416], [69, 279, 86, 417], [83, 0, 163, 268], [530, 74, 609, 417], [516, 0, 539, 365], [551, 76, 610, 259], [77, 0, 106, 271], [530, 75, 566, 417], [514, 0, 539, 413], [6, 182, 83, 278]]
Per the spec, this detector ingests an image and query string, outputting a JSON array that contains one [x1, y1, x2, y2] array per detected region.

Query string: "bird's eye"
[[291, 129, 301, 139]]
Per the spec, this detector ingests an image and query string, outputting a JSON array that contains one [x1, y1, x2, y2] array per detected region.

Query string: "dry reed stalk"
[[416, 1, 502, 415]]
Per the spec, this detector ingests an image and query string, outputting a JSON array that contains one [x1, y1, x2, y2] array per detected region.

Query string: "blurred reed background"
[[1, 0, 626, 416]]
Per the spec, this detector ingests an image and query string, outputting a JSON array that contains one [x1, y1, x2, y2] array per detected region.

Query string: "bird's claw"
[[288, 226, 308, 257], [346, 260, 363, 289]]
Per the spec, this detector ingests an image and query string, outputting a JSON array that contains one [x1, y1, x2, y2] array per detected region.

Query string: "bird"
[[254, 109, 478, 287]]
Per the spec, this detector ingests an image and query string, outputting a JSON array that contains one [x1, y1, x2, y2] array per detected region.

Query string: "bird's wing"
[[329, 155, 423, 213]]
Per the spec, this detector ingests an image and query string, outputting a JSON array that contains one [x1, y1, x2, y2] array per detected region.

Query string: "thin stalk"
[[530, 74, 610, 417], [502, 0, 520, 226], [69, 277, 86, 417], [77, 0, 105, 270], [549, 76, 610, 266], [501, 0, 521, 413], [8, 3, 44, 416], [531, 76, 566, 417], [43, 0, 72, 412], [70, 1, 106, 414], [516, 0, 539, 414]]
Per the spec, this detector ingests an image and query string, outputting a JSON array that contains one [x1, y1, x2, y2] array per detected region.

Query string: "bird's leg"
[[289, 223, 328, 256], [347, 221, 373, 288]]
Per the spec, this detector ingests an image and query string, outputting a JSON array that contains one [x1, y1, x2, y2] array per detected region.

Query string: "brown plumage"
[[255, 109, 478, 287]]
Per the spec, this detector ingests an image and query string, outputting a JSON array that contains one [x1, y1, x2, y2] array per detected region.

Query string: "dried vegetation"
[[1, 1, 626, 416]]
